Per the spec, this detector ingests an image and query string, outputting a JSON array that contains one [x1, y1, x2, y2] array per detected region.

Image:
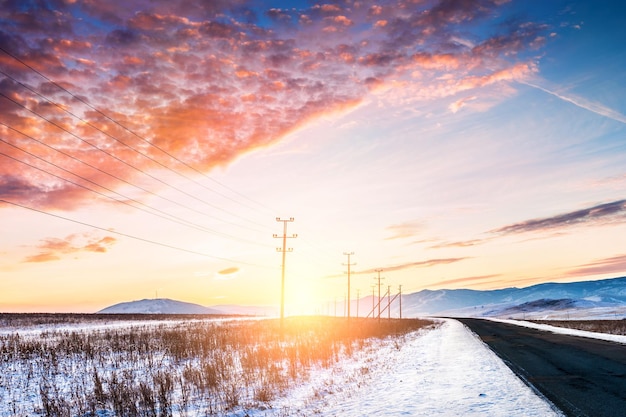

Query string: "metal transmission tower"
[[343, 252, 355, 319], [274, 217, 297, 324]]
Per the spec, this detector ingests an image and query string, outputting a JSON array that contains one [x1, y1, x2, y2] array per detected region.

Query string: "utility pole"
[[374, 269, 384, 319], [387, 285, 391, 319], [274, 217, 296, 326], [343, 252, 355, 319], [398, 285, 403, 319]]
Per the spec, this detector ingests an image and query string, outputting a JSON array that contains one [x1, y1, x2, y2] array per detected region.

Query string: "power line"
[[0, 47, 276, 218], [0, 121, 267, 235], [0, 198, 277, 269], [0, 139, 271, 248], [0, 68, 273, 232], [0, 50, 352, 273], [0, 49, 359, 280], [0, 90, 269, 233]]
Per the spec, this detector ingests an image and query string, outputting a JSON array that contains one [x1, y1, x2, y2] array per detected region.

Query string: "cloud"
[[431, 274, 501, 288], [357, 257, 468, 274], [0, 0, 550, 210], [218, 267, 240, 275], [429, 238, 488, 249], [564, 254, 626, 278], [523, 81, 626, 125], [448, 95, 477, 113], [430, 200, 626, 252], [214, 266, 240, 280], [22, 233, 117, 263], [491, 199, 626, 235], [24, 252, 60, 263], [385, 221, 423, 240]]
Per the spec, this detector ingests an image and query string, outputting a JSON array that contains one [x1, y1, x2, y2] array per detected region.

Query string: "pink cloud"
[[0, 0, 551, 210], [385, 221, 424, 240], [357, 257, 469, 274], [432, 274, 502, 288], [564, 254, 626, 278]]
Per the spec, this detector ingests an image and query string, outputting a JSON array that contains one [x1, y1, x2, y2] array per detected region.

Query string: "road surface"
[[457, 318, 626, 417]]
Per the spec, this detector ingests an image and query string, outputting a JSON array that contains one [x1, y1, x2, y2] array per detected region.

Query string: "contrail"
[[521, 81, 626, 125]]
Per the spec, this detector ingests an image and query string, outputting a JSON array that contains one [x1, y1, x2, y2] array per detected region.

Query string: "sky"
[[0, 0, 625, 314]]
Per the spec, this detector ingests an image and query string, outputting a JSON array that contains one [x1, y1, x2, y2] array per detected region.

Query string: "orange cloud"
[[22, 233, 117, 263], [0, 0, 551, 211]]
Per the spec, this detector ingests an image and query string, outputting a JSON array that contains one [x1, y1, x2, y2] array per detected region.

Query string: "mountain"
[[97, 298, 224, 315], [397, 276, 626, 318], [99, 276, 626, 318]]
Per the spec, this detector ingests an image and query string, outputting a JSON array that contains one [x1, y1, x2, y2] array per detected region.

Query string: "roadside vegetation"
[[531, 319, 626, 336], [0, 315, 434, 416]]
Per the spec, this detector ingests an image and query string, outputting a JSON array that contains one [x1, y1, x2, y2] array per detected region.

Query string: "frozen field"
[[0, 317, 567, 417]]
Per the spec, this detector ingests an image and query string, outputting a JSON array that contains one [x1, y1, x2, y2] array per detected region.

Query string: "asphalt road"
[[457, 318, 626, 417]]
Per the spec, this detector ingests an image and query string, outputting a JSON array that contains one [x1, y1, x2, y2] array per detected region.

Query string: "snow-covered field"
[[265, 319, 563, 417], [0, 318, 566, 416]]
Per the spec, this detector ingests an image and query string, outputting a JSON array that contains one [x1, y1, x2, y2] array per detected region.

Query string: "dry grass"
[[530, 319, 626, 335], [0, 315, 433, 416]]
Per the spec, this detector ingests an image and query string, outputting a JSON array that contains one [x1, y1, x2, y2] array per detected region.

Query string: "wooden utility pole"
[[398, 285, 403, 319], [374, 269, 384, 319], [343, 252, 355, 319], [274, 217, 296, 326], [387, 285, 391, 319]]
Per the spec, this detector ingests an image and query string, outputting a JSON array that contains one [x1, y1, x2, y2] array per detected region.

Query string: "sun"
[[285, 279, 326, 316]]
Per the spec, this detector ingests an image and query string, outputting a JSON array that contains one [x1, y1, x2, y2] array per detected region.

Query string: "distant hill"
[[397, 276, 626, 319], [97, 298, 224, 315], [99, 276, 626, 319]]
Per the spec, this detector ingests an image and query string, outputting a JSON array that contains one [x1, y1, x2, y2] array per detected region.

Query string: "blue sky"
[[0, 0, 625, 313]]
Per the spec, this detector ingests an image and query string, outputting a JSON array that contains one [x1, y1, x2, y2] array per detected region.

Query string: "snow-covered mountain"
[[99, 276, 626, 318], [398, 276, 626, 317], [97, 298, 224, 315]]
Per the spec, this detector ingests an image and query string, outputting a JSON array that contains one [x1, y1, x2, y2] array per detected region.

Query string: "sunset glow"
[[1, 0, 625, 313]]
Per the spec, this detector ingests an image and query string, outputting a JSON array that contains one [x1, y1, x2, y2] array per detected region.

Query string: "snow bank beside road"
[[493, 318, 626, 344], [265, 319, 563, 417]]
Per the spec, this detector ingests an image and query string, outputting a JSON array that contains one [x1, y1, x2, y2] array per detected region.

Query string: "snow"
[[492, 318, 626, 344], [0, 318, 567, 416], [259, 319, 563, 417], [97, 298, 222, 314]]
